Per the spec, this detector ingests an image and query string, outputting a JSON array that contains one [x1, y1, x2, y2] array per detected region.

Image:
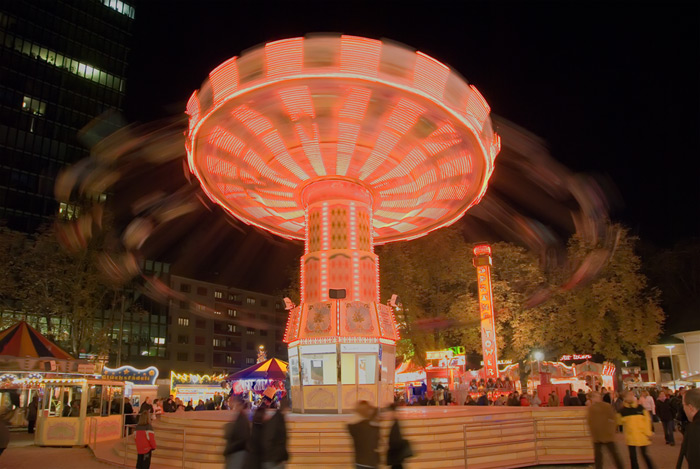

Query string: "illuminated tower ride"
[[185, 35, 500, 413]]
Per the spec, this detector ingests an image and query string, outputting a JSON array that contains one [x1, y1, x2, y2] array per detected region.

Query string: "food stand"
[[170, 372, 228, 405]]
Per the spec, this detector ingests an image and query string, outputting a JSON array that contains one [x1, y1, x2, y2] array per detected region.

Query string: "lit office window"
[[246, 297, 256, 305], [21, 96, 46, 116], [214, 291, 223, 299], [101, 0, 136, 19], [177, 318, 189, 326]]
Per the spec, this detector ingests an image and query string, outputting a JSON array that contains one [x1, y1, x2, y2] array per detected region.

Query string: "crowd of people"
[[587, 386, 700, 469]]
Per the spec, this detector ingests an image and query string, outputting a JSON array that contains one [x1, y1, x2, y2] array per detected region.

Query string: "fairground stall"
[[32, 376, 125, 446], [170, 372, 227, 405], [536, 357, 616, 404], [0, 321, 101, 427], [102, 365, 159, 410], [227, 358, 288, 406]]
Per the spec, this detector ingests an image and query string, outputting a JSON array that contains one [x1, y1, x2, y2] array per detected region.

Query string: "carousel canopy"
[[228, 358, 288, 381], [0, 321, 73, 360]]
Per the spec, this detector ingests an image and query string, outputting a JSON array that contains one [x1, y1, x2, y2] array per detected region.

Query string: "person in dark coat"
[[655, 392, 675, 446], [26, 395, 38, 434], [139, 396, 153, 415], [262, 399, 289, 469], [677, 388, 700, 469], [224, 398, 250, 469], [386, 403, 412, 469], [348, 400, 380, 468], [124, 397, 136, 436], [246, 406, 267, 469], [162, 395, 176, 413]]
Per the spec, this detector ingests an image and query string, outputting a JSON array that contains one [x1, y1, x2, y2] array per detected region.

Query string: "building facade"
[[102, 270, 288, 377], [0, 0, 133, 230]]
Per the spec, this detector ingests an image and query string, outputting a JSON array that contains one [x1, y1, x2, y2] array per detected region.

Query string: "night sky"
[[123, 1, 699, 290]]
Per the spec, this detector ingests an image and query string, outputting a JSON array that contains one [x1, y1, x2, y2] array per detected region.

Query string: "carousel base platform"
[[100, 407, 593, 468]]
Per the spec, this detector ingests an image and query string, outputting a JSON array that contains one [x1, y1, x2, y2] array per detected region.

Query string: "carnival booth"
[[536, 359, 616, 404], [227, 358, 288, 406], [394, 360, 426, 404], [0, 321, 101, 429], [102, 366, 159, 410], [170, 372, 228, 405], [33, 377, 125, 446]]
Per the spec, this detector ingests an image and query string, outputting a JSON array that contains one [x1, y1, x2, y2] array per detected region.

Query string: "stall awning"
[[0, 321, 73, 360], [228, 358, 288, 381]]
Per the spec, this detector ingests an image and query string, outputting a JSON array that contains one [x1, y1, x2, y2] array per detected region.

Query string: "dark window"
[[177, 352, 188, 361], [177, 335, 188, 344], [179, 300, 188, 309], [260, 330, 267, 337], [195, 336, 205, 346], [261, 299, 268, 307], [197, 287, 207, 296], [195, 353, 205, 362], [246, 343, 254, 350], [179, 283, 190, 293], [196, 319, 205, 328]]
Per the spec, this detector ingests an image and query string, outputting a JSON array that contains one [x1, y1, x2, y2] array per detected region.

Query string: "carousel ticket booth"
[[35, 378, 125, 446]]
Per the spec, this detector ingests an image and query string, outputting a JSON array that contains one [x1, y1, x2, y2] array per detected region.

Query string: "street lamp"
[[623, 360, 629, 367], [665, 345, 677, 390]]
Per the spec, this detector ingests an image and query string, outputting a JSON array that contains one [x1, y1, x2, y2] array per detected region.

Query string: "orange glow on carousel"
[[185, 34, 499, 413]]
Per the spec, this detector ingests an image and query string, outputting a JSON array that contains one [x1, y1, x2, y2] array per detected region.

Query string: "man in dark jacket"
[[224, 398, 250, 469], [656, 392, 675, 446], [162, 395, 176, 413], [348, 400, 380, 468], [124, 397, 136, 436], [262, 399, 289, 469], [677, 388, 700, 469]]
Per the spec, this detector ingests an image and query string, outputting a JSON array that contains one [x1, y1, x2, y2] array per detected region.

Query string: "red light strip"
[[208, 56, 239, 105], [265, 37, 303, 78], [413, 51, 450, 99], [340, 35, 381, 75]]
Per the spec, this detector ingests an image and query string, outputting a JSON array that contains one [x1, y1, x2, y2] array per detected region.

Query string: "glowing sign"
[[426, 350, 453, 360], [103, 366, 159, 385], [559, 354, 593, 361], [474, 245, 499, 379]]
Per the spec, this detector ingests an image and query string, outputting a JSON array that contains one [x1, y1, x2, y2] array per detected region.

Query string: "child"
[[134, 411, 156, 468]]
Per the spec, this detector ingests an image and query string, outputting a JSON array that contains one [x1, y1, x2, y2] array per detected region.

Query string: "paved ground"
[[0, 424, 686, 468]]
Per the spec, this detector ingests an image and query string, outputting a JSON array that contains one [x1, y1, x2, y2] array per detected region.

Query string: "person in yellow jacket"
[[619, 391, 656, 469]]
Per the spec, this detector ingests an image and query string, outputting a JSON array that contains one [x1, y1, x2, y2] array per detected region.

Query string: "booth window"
[[341, 354, 377, 384], [301, 353, 338, 385], [86, 384, 103, 416], [289, 355, 300, 387], [43, 384, 82, 417]]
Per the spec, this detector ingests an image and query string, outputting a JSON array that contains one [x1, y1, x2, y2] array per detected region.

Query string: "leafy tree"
[[378, 224, 663, 365]]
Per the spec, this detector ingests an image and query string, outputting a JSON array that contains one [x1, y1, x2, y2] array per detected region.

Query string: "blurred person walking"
[[619, 391, 655, 469], [386, 403, 413, 469], [656, 392, 675, 446], [348, 400, 380, 469], [676, 388, 700, 469], [548, 392, 559, 407], [26, 395, 38, 434], [223, 398, 250, 469], [262, 399, 289, 469], [639, 390, 656, 432], [586, 391, 624, 469], [246, 405, 267, 469], [134, 411, 157, 469]]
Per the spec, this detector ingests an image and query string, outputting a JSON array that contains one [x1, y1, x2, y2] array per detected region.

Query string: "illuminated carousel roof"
[[186, 34, 500, 244]]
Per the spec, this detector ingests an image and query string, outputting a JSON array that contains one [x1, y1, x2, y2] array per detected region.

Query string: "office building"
[[0, 0, 133, 230]]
